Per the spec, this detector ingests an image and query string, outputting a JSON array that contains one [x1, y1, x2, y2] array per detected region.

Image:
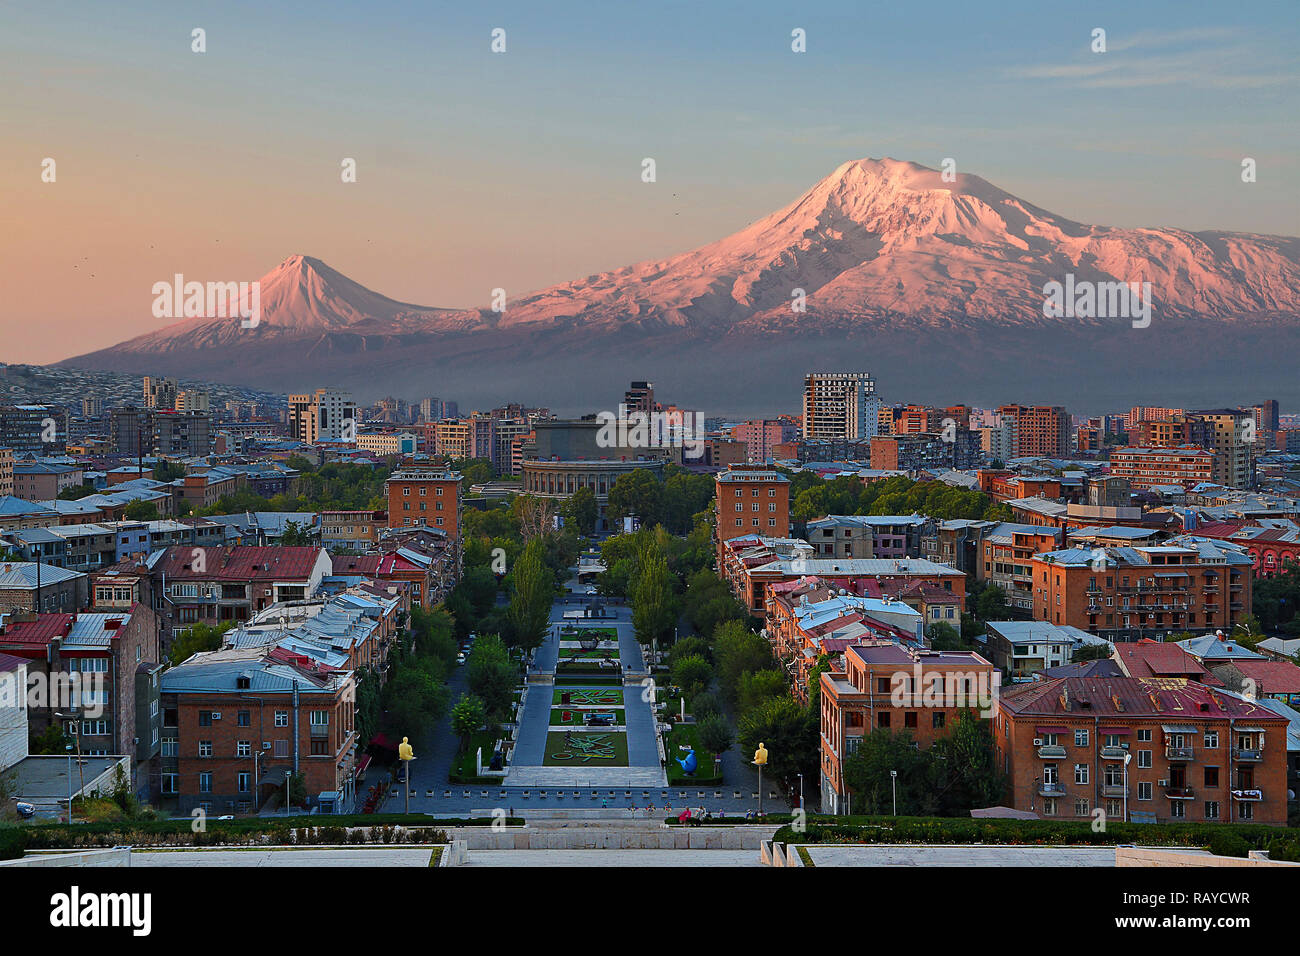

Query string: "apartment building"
[[289, 389, 358, 444], [977, 522, 1064, 611], [321, 510, 386, 550], [149, 546, 334, 640], [12, 461, 83, 500], [714, 466, 791, 565], [804, 514, 929, 560], [730, 420, 799, 463], [996, 405, 1071, 458], [1109, 446, 1215, 491], [0, 448, 12, 498], [1030, 537, 1254, 641], [994, 677, 1287, 825], [870, 430, 982, 471], [0, 604, 161, 796], [983, 620, 1110, 681], [802, 372, 881, 442], [0, 405, 66, 455], [1194, 409, 1256, 490], [820, 643, 997, 814], [385, 468, 462, 539], [159, 646, 357, 815]]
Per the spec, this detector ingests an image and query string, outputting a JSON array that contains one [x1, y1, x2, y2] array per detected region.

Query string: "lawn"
[[549, 707, 625, 726], [543, 731, 630, 766], [560, 626, 618, 640], [450, 730, 500, 782], [553, 687, 624, 706], [663, 722, 723, 785], [557, 648, 619, 660]]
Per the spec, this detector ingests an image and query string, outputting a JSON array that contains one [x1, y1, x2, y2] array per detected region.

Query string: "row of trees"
[[783, 472, 1012, 525]]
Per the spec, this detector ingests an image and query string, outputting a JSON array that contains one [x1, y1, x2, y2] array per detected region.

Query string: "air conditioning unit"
[[1033, 738, 1043, 746], [262, 741, 271, 750], [211, 712, 222, 720]]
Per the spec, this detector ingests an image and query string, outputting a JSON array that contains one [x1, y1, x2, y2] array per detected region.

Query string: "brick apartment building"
[[159, 646, 357, 815], [321, 509, 386, 550], [0, 604, 161, 797], [385, 468, 462, 539], [149, 546, 334, 641], [1030, 537, 1254, 641], [869, 430, 982, 471], [994, 677, 1287, 825], [978, 523, 1064, 611], [996, 405, 1071, 458], [714, 466, 791, 564], [819, 643, 997, 813], [1109, 446, 1215, 491]]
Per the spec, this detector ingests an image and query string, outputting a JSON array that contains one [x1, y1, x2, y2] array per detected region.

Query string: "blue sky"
[[2, 0, 1296, 361]]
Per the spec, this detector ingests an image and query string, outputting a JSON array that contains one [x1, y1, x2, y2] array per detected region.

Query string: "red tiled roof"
[[156, 546, 325, 581], [0, 613, 74, 645], [1115, 641, 1211, 680], [1000, 677, 1281, 720], [1225, 659, 1300, 694], [333, 555, 381, 575]]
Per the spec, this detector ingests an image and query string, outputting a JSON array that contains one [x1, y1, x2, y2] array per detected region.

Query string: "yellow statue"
[[753, 742, 768, 766], [398, 736, 414, 761]]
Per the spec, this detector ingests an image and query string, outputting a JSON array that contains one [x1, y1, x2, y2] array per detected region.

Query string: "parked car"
[[457, 652, 466, 666]]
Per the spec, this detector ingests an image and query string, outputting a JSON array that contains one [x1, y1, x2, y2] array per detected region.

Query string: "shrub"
[[1207, 830, 1251, 858]]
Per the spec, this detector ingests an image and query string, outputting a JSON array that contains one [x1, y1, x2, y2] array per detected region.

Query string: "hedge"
[[10, 813, 522, 852], [769, 813, 1300, 852], [0, 826, 24, 861]]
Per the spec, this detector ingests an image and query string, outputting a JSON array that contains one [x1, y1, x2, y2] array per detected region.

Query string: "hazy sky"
[[2, 0, 1296, 364]]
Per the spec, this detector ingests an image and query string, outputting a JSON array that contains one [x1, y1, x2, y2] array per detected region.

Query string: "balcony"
[[1232, 748, 1262, 762], [1101, 783, 1129, 797], [1231, 789, 1263, 802], [1038, 782, 1067, 797], [1100, 746, 1129, 760], [1165, 746, 1195, 761], [310, 726, 329, 739], [1036, 744, 1067, 759], [1164, 786, 1195, 800]]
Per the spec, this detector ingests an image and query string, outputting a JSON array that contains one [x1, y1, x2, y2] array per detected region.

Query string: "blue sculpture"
[[676, 745, 697, 776]]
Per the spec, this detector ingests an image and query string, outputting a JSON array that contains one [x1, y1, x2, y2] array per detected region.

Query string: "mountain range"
[[58, 158, 1300, 413]]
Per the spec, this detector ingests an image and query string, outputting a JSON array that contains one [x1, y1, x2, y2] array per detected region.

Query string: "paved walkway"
[[134, 848, 438, 867], [800, 845, 1117, 867], [466, 849, 761, 867]]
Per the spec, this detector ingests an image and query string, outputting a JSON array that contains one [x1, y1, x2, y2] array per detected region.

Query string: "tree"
[[712, 620, 771, 705], [382, 666, 450, 735], [511, 495, 560, 542], [806, 654, 834, 710], [737, 669, 787, 714], [668, 635, 710, 664], [507, 540, 552, 651], [670, 654, 713, 698], [169, 621, 234, 666], [682, 568, 746, 638], [927, 621, 966, 651], [631, 543, 676, 647], [928, 710, 1006, 813], [466, 634, 517, 718], [842, 729, 934, 816], [607, 469, 665, 529], [123, 500, 160, 521], [450, 694, 487, 751], [563, 486, 598, 536], [279, 519, 315, 547], [153, 460, 187, 482], [697, 713, 734, 758], [737, 697, 819, 794]]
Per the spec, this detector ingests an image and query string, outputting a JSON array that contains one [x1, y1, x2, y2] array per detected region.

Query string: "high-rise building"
[[289, 389, 357, 444], [620, 381, 657, 418], [81, 397, 104, 418], [729, 420, 799, 463], [143, 376, 178, 410], [802, 372, 880, 442], [996, 404, 1071, 458], [175, 390, 210, 413], [1193, 409, 1256, 489], [0, 405, 66, 455]]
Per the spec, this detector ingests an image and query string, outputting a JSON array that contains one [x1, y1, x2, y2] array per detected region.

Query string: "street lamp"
[[398, 736, 415, 815], [752, 742, 768, 818], [797, 773, 804, 811], [1123, 752, 1132, 824], [890, 769, 898, 817]]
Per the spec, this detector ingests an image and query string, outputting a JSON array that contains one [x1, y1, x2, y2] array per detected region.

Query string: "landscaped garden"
[[663, 721, 723, 785], [549, 707, 626, 726], [552, 687, 624, 706], [543, 731, 630, 766]]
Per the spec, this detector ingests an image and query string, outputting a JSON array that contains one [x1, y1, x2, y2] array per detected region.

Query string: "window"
[[275, 711, 289, 727], [162, 737, 178, 757], [1074, 764, 1089, 785], [1042, 798, 1057, 816], [932, 712, 945, 729], [1239, 801, 1253, 821], [1170, 799, 1186, 819], [1138, 782, 1152, 801], [161, 773, 177, 794], [1137, 750, 1152, 769], [198, 710, 213, 727], [199, 771, 212, 793], [237, 710, 250, 727], [1074, 798, 1089, 816], [1204, 766, 1219, 788], [1205, 801, 1220, 820], [1074, 729, 1089, 747], [904, 712, 918, 728], [236, 741, 251, 757], [1137, 728, 1152, 742], [877, 712, 891, 728], [237, 772, 251, 794]]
